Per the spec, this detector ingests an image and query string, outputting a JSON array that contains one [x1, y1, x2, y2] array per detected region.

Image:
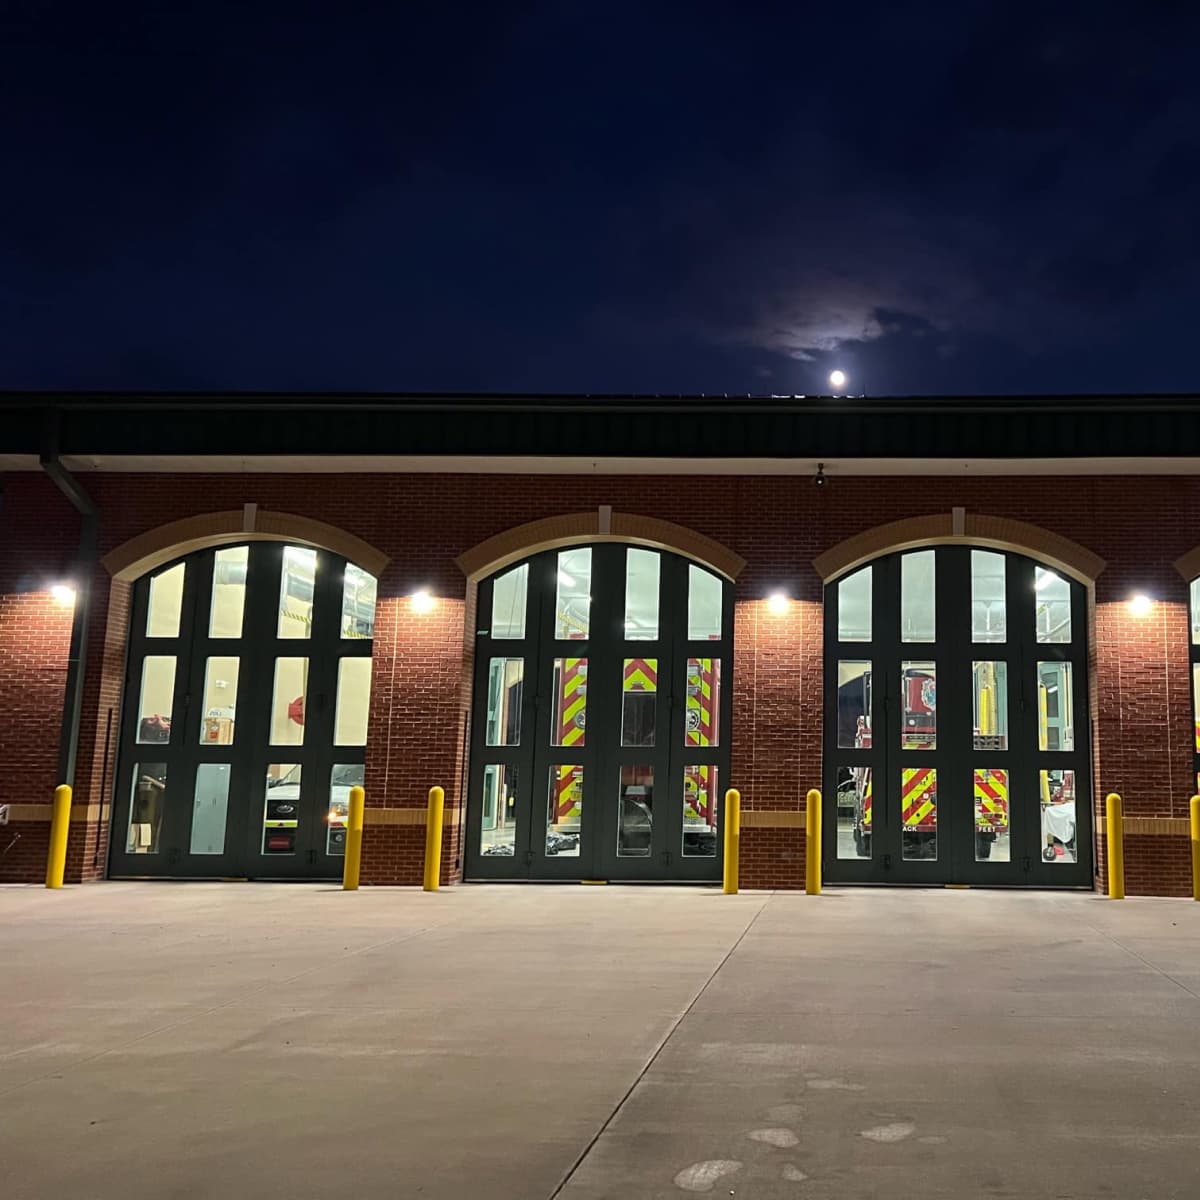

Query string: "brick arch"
[[455, 511, 746, 582], [102, 509, 390, 582], [813, 512, 1105, 584]]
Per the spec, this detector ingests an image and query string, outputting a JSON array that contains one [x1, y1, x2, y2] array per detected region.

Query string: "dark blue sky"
[[4, 2, 1200, 394]]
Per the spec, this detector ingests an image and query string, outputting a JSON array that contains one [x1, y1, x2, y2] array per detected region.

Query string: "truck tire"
[[858, 831, 871, 858], [976, 832, 993, 860]]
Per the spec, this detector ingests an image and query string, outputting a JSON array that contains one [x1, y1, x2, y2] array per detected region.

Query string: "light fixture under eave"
[[50, 583, 77, 607], [767, 592, 789, 616], [1127, 593, 1153, 618], [410, 589, 436, 614]]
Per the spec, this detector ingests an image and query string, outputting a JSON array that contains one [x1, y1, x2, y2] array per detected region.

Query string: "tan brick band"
[[6, 803, 109, 823], [456, 510, 745, 581], [741, 810, 807, 829], [739, 812, 1186, 835], [5, 803, 451, 826], [1124, 816, 1191, 836], [6, 805, 1185, 836], [363, 807, 462, 826], [814, 511, 1104, 583]]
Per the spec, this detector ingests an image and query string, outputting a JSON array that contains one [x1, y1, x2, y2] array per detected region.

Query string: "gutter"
[[40, 448, 98, 791]]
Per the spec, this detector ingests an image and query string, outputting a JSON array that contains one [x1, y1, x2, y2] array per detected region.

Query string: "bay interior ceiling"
[[4, 393, 1200, 470]]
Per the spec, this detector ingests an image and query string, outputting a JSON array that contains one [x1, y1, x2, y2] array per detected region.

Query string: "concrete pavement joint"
[[0, 915, 456, 1100], [1051, 896, 1200, 1003], [546, 895, 771, 1199]]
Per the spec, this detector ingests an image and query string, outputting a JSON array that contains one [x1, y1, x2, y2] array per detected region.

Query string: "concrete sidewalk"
[[2, 884, 1199, 1199]]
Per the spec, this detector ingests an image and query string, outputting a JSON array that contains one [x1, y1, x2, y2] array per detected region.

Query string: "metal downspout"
[[40, 450, 98, 791]]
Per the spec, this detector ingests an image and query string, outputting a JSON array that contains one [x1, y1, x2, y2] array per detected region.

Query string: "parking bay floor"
[[2, 883, 1199, 1198]]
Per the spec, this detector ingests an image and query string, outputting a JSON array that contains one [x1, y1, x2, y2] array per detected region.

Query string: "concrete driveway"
[[2, 884, 1199, 1199]]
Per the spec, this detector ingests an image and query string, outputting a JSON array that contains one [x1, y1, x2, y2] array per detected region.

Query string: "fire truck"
[[842, 664, 1008, 860]]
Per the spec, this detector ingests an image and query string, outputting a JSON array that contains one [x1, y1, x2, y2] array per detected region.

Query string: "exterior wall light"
[[767, 592, 789, 616], [1127, 593, 1153, 618], [410, 589, 436, 614], [50, 583, 77, 607]]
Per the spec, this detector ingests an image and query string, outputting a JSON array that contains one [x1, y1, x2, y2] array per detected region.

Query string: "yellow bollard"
[[423, 786, 445, 892], [1191, 795, 1200, 903], [1106, 792, 1125, 900], [45, 784, 72, 889], [806, 788, 822, 895], [342, 785, 365, 891], [722, 788, 740, 894]]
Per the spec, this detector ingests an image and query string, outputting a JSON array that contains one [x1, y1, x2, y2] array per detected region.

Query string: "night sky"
[[5, 3, 1200, 395]]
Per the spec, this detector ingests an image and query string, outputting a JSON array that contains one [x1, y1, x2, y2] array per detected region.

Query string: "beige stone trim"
[[8, 803, 109, 823], [963, 515, 1105, 583], [364, 806, 462, 826], [1173, 546, 1200, 583], [1124, 816, 1190, 836], [456, 511, 745, 582], [103, 510, 389, 581], [9, 802, 451, 829], [741, 810, 806, 829], [609, 513, 746, 579], [814, 512, 1104, 584]]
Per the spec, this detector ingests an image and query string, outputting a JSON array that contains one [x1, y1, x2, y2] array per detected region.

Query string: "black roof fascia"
[[2, 392, 1200, 460]]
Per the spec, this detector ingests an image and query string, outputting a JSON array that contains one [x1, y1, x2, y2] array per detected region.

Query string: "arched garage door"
[[465, 544, 733, 882], [824, 546, 1092, 886], [110, 542, 377, 879]]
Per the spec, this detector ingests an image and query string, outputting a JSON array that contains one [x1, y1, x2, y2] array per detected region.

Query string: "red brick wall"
[[0, 475, 77, 881], [3, 467, 1199, 894]]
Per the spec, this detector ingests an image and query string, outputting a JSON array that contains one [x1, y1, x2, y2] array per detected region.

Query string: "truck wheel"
[[1043, 845, 1057, 861], [975, 833, 993, 860], [859, 832, 871, 858]]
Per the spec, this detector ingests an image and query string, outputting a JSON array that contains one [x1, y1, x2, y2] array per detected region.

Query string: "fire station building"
[[2, 392, 1198, 895]]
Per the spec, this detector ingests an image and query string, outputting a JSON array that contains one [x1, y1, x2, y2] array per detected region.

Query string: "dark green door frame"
[[109, 543, 371, 880], [464, 544, 733, 883], [823, 546, 1093, 887]]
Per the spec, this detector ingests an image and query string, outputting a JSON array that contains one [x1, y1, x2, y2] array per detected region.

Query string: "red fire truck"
[[843, 665, 1007, 860]]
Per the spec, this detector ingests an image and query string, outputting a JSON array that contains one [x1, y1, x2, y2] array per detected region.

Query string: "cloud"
[[682, 200, 970, 363], [748, 289, 890, 360]]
